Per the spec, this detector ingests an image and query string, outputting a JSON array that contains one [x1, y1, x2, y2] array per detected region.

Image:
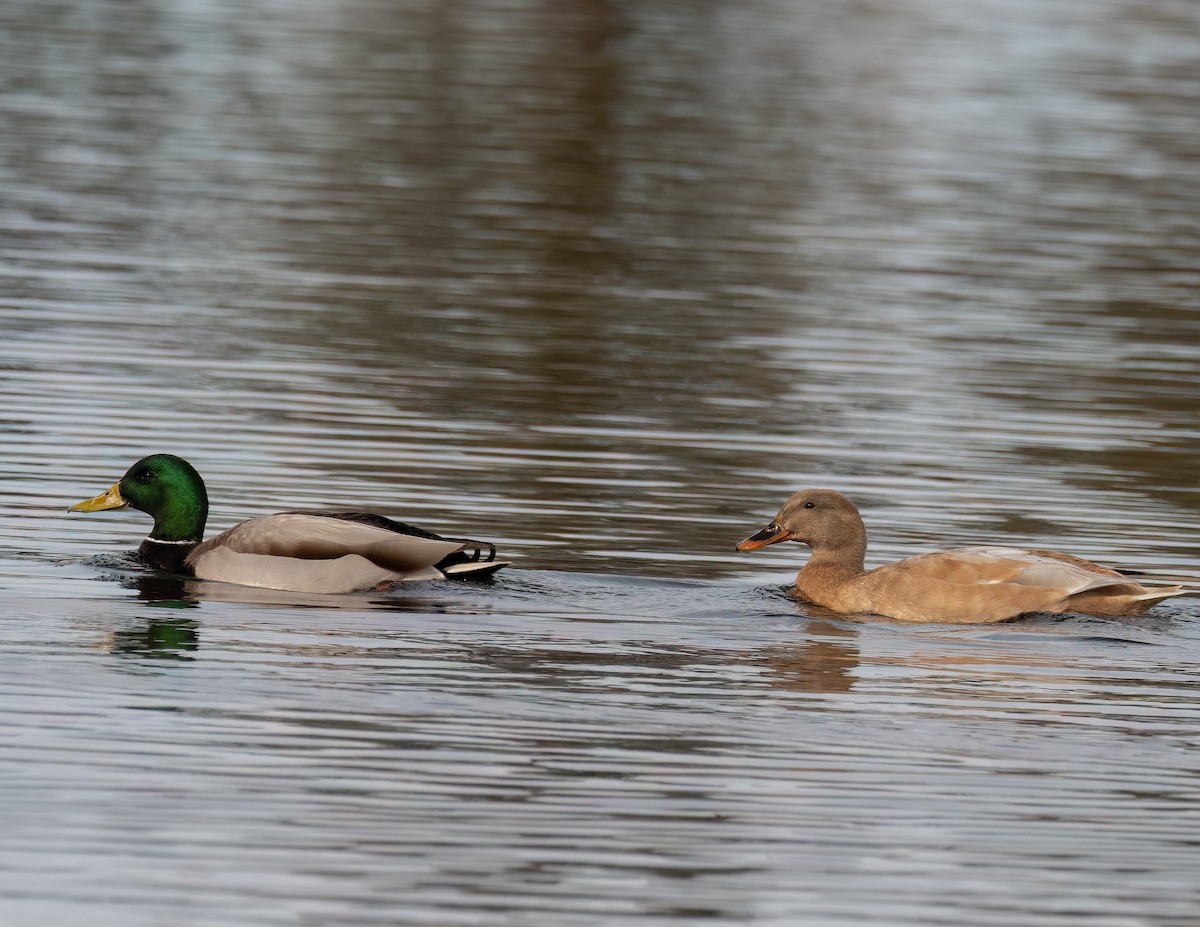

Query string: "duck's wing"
[[288, 512, 498, 566], [196, 514, 468, 569], [859, 547, 1154, 621], [890, 547, 1124, 592]]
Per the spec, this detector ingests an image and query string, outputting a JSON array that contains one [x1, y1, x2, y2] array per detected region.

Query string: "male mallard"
[[70, 454, 509, 593], [737, 489, 1186, 622]]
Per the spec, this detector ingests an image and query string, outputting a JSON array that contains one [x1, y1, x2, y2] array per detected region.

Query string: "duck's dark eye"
[[803, 501, 816, 509], [137, 469, 156, 482]]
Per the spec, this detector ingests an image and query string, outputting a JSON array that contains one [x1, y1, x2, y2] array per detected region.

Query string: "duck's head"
[[736, 489, 865, 552], [70, 454, 209, 542]]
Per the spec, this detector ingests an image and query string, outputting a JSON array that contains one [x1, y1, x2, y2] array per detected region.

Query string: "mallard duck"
[[70, 454, 509, 593], [737, 489, 1185, 622]]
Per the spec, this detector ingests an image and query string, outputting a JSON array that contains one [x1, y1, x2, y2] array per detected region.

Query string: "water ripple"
[[2, 0, 1200, 923]]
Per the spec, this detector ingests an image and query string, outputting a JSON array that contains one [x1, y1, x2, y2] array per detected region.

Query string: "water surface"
[[2, 0, 1199, 924]]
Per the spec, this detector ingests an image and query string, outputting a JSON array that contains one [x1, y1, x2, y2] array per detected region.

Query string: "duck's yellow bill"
[[69, 483, 128, 513]]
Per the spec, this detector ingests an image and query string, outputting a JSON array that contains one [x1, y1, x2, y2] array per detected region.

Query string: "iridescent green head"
[[70, 454, 209, 543]]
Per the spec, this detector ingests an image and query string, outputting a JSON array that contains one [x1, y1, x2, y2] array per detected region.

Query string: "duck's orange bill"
[[735, 523, 793, 551]]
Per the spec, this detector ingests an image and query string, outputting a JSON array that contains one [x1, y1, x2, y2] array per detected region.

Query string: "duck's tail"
[[436, 538, 511, 580], [1126, 585, 1186, 603], [441, 559, 511, 579]]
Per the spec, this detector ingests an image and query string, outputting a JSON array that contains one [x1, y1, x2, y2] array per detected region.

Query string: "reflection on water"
[[755, 620, 861, 694], [103, 616, 200, 659], [1, 0, 1199, 923]]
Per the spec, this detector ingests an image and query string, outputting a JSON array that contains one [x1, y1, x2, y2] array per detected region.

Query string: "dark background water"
[[2, 0, 1199, 924]]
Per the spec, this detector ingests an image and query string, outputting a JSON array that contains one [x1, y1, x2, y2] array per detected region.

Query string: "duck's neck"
[[796, 539, 867, 599], [139, 537, 199, 573], [140, 492, 207, 573]]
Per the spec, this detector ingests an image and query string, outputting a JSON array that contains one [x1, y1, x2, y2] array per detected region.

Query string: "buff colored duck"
[[737, 489, 1185, 622], [70, 454, 509, 593]]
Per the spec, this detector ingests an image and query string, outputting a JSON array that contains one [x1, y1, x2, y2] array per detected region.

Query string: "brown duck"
[[737, 489, 1186, 622]]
